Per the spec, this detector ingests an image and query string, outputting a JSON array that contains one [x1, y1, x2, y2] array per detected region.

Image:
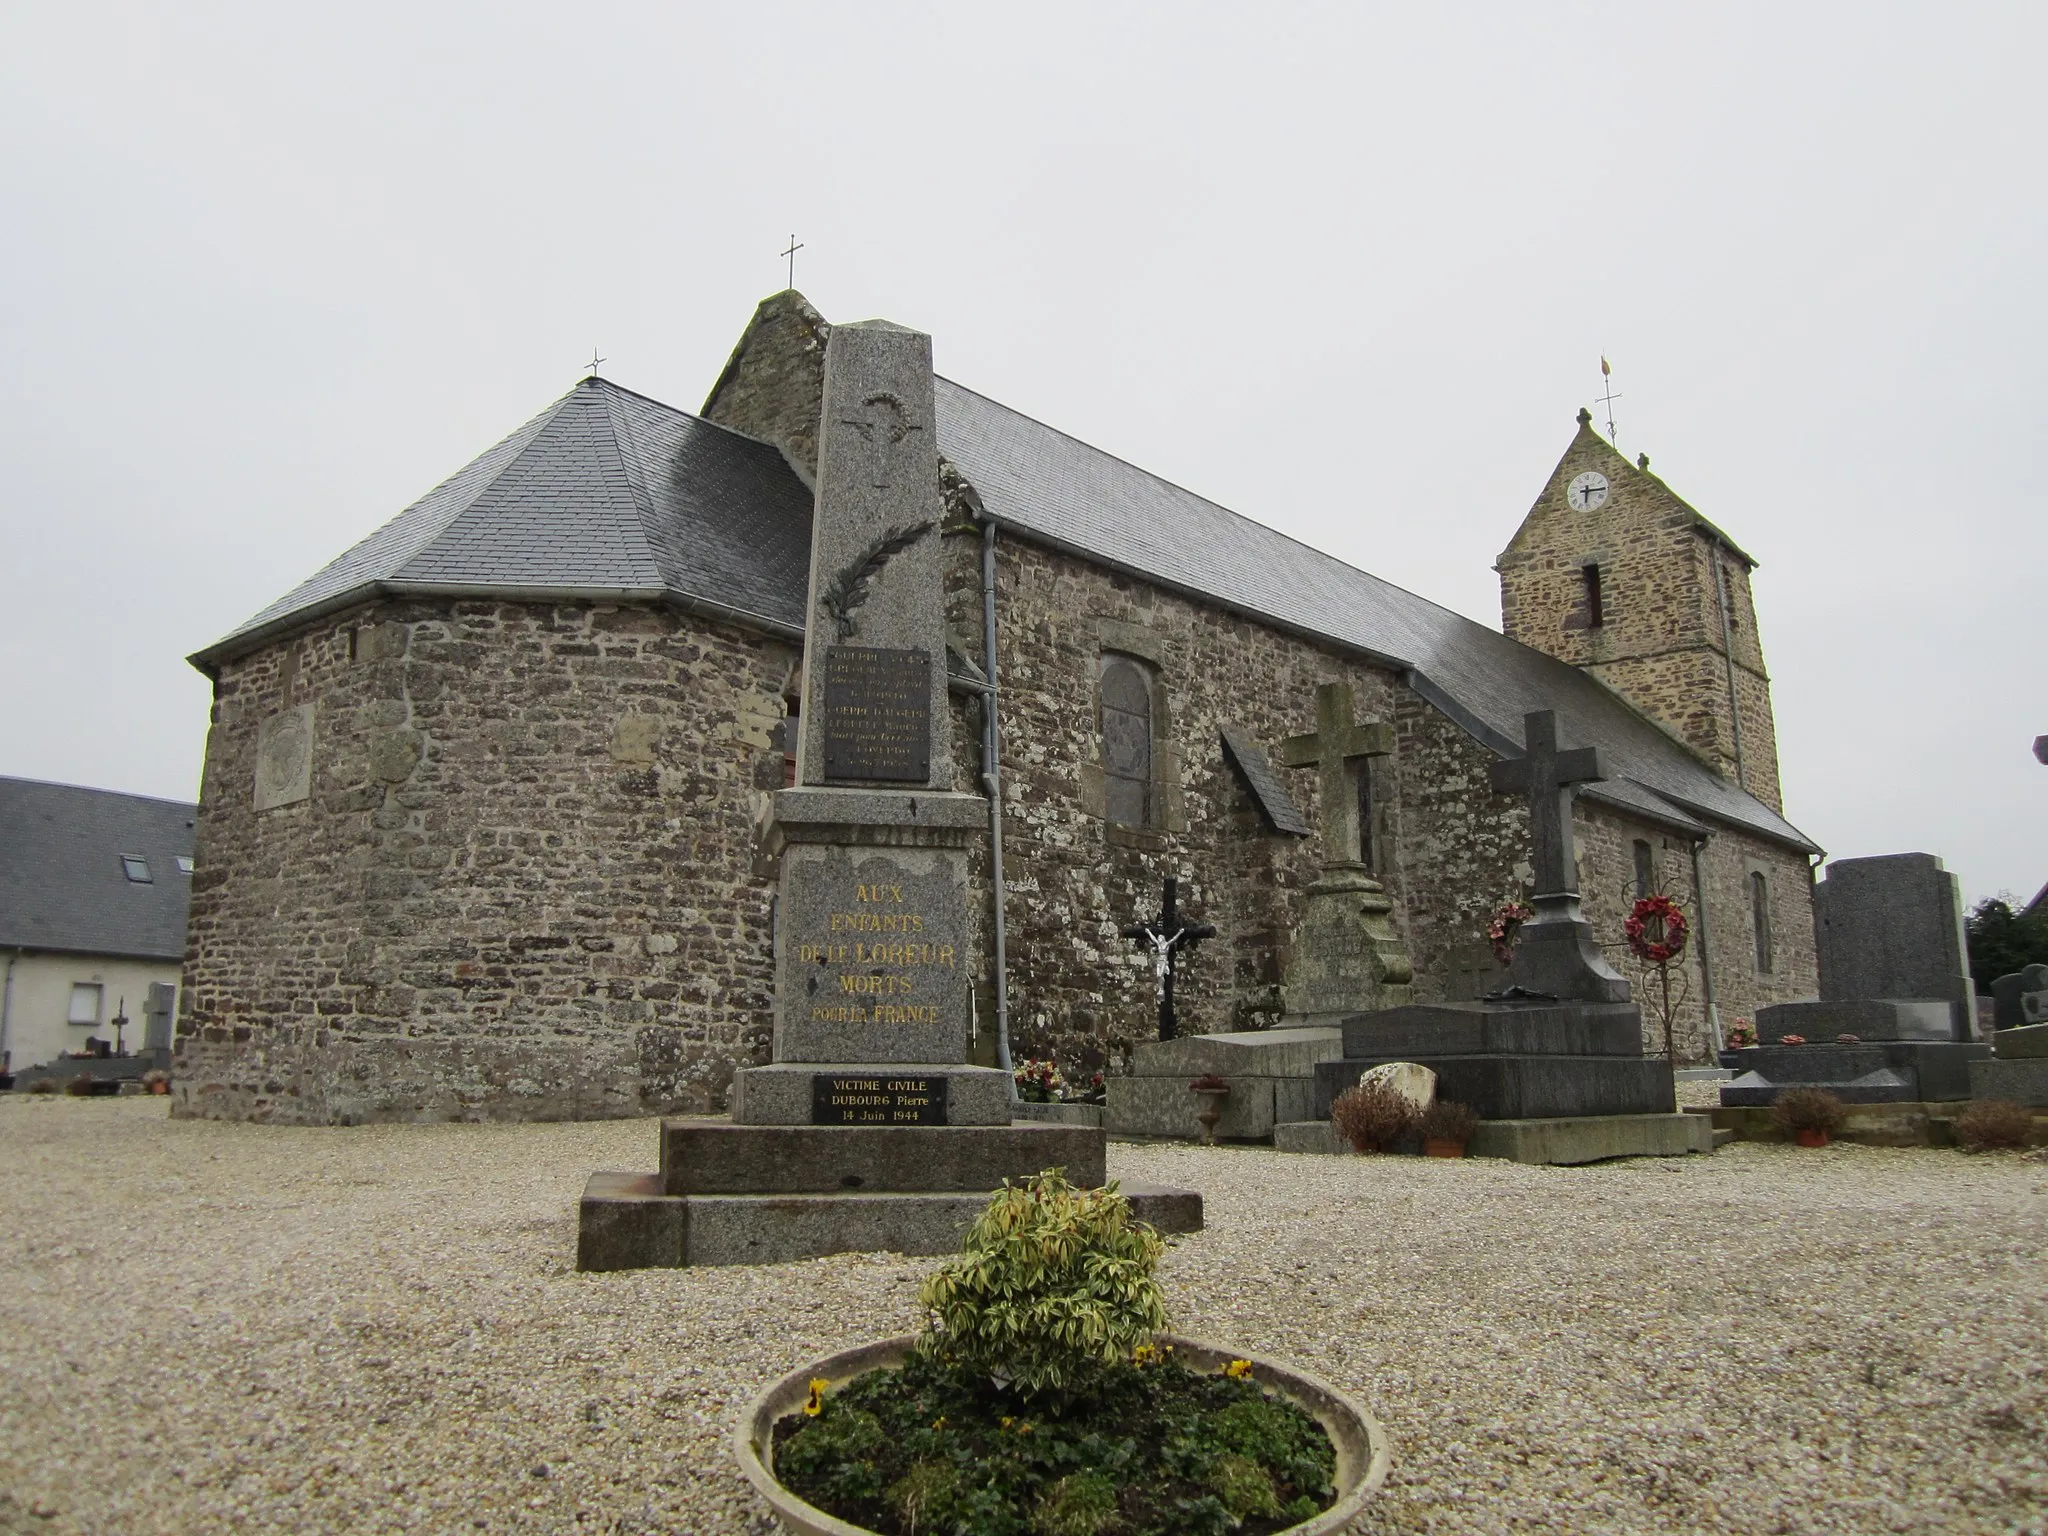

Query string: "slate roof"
[[193, 378, 812, 664], [195, 363, 1817, 854], [0, 779, 198, 960]]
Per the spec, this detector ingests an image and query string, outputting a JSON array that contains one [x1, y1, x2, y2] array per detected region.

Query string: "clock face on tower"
[[1566, 470, 1609, 511]]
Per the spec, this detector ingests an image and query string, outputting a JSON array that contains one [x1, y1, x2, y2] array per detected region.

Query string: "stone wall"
[[177, 598, 799, 1123]]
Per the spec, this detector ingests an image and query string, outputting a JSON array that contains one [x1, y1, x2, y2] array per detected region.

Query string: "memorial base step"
[[658, 1119, 1104, 1195], [576, 1173, 1203, 1271], [1270, 1113, 1710, 1164]]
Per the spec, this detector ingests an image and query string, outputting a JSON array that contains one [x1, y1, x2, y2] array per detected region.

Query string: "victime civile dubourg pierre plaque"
[[811, 1073, 950, 1126], [821, 645, 930, 782]]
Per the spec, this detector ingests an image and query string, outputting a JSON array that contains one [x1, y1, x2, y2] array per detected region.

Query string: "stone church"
[[174, 292, 1820, 1123]]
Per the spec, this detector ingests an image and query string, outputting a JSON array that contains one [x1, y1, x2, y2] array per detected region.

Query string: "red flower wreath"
[[1624, 894, 1690, 964]]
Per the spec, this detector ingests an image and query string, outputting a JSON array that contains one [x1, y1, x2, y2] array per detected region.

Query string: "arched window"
[[1751, 871, 1773, 973], [1100, 657, 1153, 828]]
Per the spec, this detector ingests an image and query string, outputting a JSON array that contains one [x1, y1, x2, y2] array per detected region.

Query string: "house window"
[[1751, 871, 1773, 973], [1100, 656, 1154, 828], [1581, 564, 1605, 629], [121, 854, 152, 883], [68, 983, 103, 1025], [175, 856, 195, 875], [1633, 839, 1655, 899]]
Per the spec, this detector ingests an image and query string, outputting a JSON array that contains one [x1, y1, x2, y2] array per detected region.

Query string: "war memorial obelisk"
[[578, 320, 1198, 1268]]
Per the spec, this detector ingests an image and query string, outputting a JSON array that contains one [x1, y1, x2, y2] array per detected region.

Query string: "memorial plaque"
[[821, 646, 930, 782], [811, 1073, 950, 1126]]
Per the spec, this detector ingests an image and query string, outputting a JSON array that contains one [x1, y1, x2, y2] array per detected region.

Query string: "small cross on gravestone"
[[1487, 710, 1630, 1003]]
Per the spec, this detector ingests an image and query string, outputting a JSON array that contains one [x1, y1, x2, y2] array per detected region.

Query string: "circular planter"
[[1793, 1128, 1833, 1148], [1423, 1137, 1466, 1159], [735, 1333, 1392, 1536]]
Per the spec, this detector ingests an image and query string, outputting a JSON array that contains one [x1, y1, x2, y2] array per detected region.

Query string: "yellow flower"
[[1133, 1343, 1160, 1366], [999, 1415, 1014, 1429], [931, 1416, 946, 1431], [1017, 1421, 1033, 1435], [803, 1378, 829, 1416], [1223, 1359, 1254, 1380]]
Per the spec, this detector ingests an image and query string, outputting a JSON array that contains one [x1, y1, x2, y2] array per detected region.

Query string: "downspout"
[[1710, 541, 1747, 793], [981, 520, 1015, 1088], [0, 949, 18, 1072], [1689, 838, 1723, 1053]]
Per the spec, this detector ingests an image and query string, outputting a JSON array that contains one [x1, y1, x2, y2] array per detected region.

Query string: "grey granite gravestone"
[[1990, 965, 2048, 1029], [141, 981, 176, 1067], [1727, 853, 1990, 1106], [577, 321, 1199, 1266], [1972, 967, 2048, 1104], [1277, 682, 1413, 1018]]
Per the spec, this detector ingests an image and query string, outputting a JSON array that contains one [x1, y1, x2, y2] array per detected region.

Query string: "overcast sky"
[[2, 3, 2042, 908]]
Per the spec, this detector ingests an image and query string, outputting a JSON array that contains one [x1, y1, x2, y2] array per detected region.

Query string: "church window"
[[1633, 840, 1655, 898], [1356, 761, 1376, 872], [68, 983, 102, 1025], [1581, 564, 1605, 629], [1751, 871, 1773, 973], [1100, 656, 1154, 828]]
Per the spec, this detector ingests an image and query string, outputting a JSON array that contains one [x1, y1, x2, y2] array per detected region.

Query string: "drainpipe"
[[0, 949, 16, 1072], [1689, 838, 1723, 1053], [981, 520, 1015, 1087], [1710, 542, 1747, 794]]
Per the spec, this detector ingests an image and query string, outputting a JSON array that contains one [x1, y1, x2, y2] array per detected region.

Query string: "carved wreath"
[[821, 520, 930, 641]]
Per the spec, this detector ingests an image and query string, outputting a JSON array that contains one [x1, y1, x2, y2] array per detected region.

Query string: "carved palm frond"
[[822, 520, 931, 641]]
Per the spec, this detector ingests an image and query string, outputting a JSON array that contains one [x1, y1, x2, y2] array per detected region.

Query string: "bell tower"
[[1496, 409, 1783, 812]]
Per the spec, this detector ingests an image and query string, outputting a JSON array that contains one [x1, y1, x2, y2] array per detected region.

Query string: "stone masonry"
[[1498, 415, 1783, 812]]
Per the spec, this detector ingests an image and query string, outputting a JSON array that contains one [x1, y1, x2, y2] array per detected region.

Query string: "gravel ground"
[[2, 1098, 2043, 1536]]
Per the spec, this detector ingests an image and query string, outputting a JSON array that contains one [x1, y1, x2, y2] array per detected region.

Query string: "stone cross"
[[1488, 710, 1600, 903], [1486, 710, 1627, 1003], [1280, 683, 1394, 871], [1121, 877, 1215, 1042]]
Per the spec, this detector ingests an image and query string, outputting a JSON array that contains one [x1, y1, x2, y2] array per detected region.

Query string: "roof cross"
[[585, 348, 606, 378], [781, 234, 804, 289]]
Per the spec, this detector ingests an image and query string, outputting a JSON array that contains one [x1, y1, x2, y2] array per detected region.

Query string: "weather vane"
[[781, 234, 804, 288], [585, 347, 606, 378], [1597, 355, 1622, 445]]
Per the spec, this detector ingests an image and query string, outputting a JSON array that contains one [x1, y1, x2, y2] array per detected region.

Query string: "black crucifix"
[[1122, 877, 1215, 1042], [1487, 709, 1628, 1001]]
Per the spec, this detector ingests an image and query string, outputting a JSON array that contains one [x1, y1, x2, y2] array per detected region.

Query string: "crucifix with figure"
[[1487, 709, 1630, 1002], [1276, 681, 1413, 1016], [1122, 877, 1215, 1042]]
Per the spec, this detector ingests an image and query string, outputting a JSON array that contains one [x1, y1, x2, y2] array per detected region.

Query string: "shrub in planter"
[[766, 1171, 1354, 1535], [1330, 1081, 1416, 1154], [1956, 1099, 2036, 1152], [64, 1073, 96, 1098], [141, 1069, 171, 1096], [1417, 1099, 1477, 1156], [27, 1078, 60, 1095], [1772, 1087, 1848, 1145]]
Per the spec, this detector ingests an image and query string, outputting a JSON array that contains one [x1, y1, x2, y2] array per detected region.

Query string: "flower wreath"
[[1486, 900, 1535, 966], [1624, 894, 1690, 964]]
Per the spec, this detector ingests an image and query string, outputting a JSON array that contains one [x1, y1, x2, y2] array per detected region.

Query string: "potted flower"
[[737, 1171, 1389, 1535], [1013, 1058, 1066, 1104], [1486, 900, 1534, 966], [1417, 1099, 1477, 1159], [1329, 1080, 1416, 1154], [1771, 1087, 1848, 1147], [1188, 1073, 1232, 1145], [1719, 1018, 1756, 1069], [1778, 1033, 1808, 1046]]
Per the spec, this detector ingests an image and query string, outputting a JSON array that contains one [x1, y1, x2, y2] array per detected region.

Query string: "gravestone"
[[1727, 853, 1991, 1106], [1990, 964, 2048, 1029], [1277, 683, 1413, 1017], [141, 982, 175, 1067], [1298, 712, 1697, 1160], [578, 321, 1199, 1267]]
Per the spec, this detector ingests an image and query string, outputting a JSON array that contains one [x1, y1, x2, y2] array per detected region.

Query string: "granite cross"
[[1121, 877, 1215, 1042], [1279, 682, 1395, 870], [1488, 710, 1601, 906]]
